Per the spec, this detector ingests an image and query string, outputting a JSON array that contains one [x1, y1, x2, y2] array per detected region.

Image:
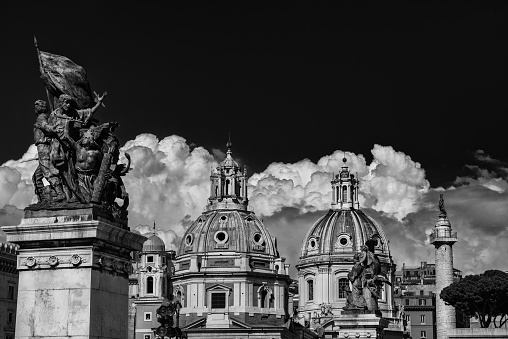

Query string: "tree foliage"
[[441, 270, 508, 328]]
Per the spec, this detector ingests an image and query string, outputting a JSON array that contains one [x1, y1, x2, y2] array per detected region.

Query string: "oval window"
[[253, 233, 263, 244], [185, 234, 193, 246], [214, 231, 229, 244]]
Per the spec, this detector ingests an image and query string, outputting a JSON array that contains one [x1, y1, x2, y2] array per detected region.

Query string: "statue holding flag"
[[30, 37, 129, 221]]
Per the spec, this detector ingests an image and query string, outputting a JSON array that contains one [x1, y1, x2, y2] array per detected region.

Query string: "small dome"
[[142, 234, 166, 252], [299, 209, 391, 264], [179, 210, 279, 257]]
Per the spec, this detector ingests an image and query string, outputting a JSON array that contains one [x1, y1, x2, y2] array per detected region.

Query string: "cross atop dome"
[[207, 137, 248, 211], [331, 153, 360, 210]]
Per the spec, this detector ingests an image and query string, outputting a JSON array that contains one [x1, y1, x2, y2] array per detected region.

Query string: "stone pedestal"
[[1, 205, 147, 339], [320, 311, 390, 339]]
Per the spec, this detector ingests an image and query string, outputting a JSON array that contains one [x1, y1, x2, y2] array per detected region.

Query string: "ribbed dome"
[[142, 234, 166, 252], [299, 209, 391, 262], [179, 209, 278, 257]]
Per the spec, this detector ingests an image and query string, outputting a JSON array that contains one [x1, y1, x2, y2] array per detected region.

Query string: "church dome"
[[142, 234, 166, 253], [298, 157, 392, 266], [178, 139, 279, 258], [295, 157, 396, 326], [179, 209, 278, 256], [299, 209, 390, 260]]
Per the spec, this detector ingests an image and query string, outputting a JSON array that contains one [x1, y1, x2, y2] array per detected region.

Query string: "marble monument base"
[[1, 205, 146, 339], [319, 311, 390, 339]]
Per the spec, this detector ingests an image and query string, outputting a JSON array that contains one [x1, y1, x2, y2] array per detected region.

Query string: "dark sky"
[[1, 1, 507, 188]]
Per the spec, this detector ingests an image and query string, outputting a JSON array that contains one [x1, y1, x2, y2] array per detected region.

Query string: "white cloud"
[[120, 134, 219, 236], [248, 145, 429, 220], [1, 136, 506, 276]]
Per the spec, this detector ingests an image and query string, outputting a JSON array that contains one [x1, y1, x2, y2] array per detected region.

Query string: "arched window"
[[261, 289, 268, 308], [147, 276, 154, 294], [215, 185, 218, 197], [177, 290, 183, 307], [338, 278, 349, 299], [336, 187, 340, 203], [308, 280, 314, 301], [225, 180, 230, 195], [342, 186, 347, 202]]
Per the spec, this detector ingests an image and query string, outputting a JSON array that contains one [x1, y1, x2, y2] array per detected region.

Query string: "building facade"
[[0, 242, 17, 339], [128, 232, 176, 339], [171, 142, 302, 338], [394, 262, 469, 339]]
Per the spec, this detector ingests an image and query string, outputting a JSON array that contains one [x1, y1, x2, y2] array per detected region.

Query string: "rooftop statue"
[[343, 238, 391, 315], [29, 37, 129, 221]]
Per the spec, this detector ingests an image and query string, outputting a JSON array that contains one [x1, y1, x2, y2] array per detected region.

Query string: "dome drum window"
[[214, 230, 229, 249], [252, 232, 266, 252], [308, 237, 319, 251], [184, 233, 194, 252], [185, 234, 194, 246], [335, 234, 352, 249]]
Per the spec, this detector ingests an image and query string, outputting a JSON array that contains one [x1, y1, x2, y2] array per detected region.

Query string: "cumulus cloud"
[[1, 137, 506, 276], [0, 134, 219, 251], [0, 145, 39, 208], [120, 134, 219, 241], [248, 145, 429, 220]]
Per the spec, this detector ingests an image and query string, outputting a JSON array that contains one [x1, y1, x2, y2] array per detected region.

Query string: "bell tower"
[[207, 138, 248, 211], [331, 156, 360, 210]]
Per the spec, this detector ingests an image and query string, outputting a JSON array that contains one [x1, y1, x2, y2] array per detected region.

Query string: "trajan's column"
[[430, 194, 458, 339]]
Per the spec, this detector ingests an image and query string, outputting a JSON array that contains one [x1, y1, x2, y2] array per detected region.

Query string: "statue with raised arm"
[[46, 93, 106, 202], [28, 39, 130, 223]]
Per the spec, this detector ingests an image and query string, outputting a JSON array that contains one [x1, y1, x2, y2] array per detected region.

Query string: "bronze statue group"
[[31, 38, 130, 220]]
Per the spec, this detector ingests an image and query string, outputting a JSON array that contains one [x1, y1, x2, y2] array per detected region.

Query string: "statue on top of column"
[[29, 37, 130, 222]]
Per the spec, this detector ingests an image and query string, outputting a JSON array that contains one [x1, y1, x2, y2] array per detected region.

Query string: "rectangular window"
[[420, 290, 424, 296], [8, 286, 14, 300], [211, 292, 226, 309], [419, 299, 426, 306], [308, 280, 314, 301], [421, 330, 426, 338], [8, 312, 13, 323], [338, 278, 349, 299], [144, 312, 152, 321], [405, 299, 410, 306], [146, 256, 154, 263], [421, 315, 425, 324]]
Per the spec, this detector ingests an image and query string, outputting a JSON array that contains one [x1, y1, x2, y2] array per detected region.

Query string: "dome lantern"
[[207, 137, 248, 211], [331, 155, 360, 210]]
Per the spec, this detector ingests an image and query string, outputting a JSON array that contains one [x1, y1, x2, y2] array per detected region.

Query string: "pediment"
[[205, 283, 232, 292]]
